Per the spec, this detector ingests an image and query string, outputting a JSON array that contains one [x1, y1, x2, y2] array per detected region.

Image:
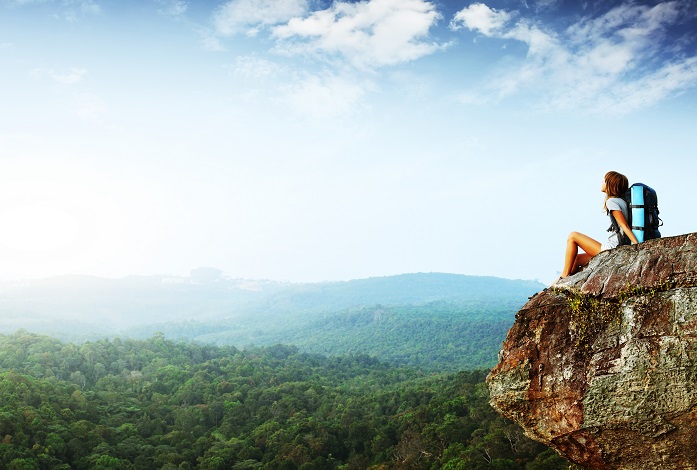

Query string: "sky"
[[1, 0, 696, 284]]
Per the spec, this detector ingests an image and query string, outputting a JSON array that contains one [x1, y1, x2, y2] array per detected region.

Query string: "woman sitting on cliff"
[[560, 171, 638, 279]]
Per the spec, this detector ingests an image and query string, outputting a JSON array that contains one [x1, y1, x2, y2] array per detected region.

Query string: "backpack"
[[610, 183, 662, 245]]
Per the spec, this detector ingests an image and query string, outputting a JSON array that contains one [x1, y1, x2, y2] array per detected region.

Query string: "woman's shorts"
[[601, 242, 617, 252]]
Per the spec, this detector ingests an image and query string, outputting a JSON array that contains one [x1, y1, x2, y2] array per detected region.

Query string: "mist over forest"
[[0, 272, 543, 371]]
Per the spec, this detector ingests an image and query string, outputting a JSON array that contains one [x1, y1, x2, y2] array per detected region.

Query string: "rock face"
[[487, 233, 697, 469]]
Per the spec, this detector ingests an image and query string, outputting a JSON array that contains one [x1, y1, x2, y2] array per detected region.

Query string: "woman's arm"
[[611, 210, 639, 245]]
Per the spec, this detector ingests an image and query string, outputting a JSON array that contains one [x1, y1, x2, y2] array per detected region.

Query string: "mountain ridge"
[[1, 272, 544, 370]]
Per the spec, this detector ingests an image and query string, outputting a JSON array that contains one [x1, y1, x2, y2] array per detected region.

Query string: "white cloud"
[[450, 2, 513, 36], [272, 0, 444, 69], [210, 0, 446, 70], [49, 67, 87, 85], [216, 0, 444, 115], [214, 0, 309, 36], [453, 1, 697, 114]]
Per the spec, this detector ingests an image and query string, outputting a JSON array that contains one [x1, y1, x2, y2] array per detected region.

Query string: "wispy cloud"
[[5, 0, 98, 7], [24, 66, 112, 126], [232, 55, 287, 80], [61, 0, 101, 22], [29, 67, 87, 85], [214, 0, 446, 118], [593, 56, 697, 114], [228, 55, 368, 118], [156, 0, 188, 17], [213, 0, 445, 69], [214, 0, 310, 36], [452, 1, 697, 114], [272, 0, 444, 69], [281, 73, 370, 118], [49, 67, 87, 85], [6, 0, 102, 20], [197, 27, 226, 52]]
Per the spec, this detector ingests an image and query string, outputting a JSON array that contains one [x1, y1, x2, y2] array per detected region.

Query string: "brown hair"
[[603, 171, 629, 211]]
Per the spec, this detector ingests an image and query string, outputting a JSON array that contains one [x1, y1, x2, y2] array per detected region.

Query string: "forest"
[[0, 331, 569, 469], [1, 273, 544, 373], [138, 300, 519, 372]]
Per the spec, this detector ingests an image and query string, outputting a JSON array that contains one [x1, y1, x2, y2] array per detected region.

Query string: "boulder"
[[487, 233, 697, 469]]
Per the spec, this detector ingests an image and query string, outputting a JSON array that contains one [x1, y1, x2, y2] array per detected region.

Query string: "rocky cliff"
[[487, 232, 697, 469]]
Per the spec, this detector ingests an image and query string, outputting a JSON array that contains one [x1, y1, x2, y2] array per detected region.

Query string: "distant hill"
[[0, 272, 544, 370], [257, 272, 542, 311]]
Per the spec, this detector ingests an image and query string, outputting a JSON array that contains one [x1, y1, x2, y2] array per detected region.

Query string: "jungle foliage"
[[153, 300, 521, 372], [0, 331, 568, 469]]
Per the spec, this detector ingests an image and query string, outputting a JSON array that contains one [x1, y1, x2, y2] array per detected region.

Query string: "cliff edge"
[[487, 232, 697, 469]]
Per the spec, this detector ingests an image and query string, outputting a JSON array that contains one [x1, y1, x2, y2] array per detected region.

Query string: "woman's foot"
[[549, 276, 565, 288]]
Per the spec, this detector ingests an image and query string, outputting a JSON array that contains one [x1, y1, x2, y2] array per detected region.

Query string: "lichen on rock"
[[487, 232, 697, 469]]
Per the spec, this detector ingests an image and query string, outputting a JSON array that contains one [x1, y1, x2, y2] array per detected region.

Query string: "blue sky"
[[1, 0, 696, 283]]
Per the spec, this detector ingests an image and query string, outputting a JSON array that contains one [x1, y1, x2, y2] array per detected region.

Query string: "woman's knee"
[[567, 231, 583, 243]]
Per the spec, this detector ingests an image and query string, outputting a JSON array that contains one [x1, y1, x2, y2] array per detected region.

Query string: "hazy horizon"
[[0, 267, 547, 285], [2, 0, 696, 285]]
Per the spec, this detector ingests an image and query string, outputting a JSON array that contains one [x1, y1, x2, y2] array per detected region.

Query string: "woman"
[[560, 171, 639, 279]]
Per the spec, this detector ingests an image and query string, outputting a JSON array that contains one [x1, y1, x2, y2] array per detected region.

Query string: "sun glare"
[[0, 205, 79, 252]]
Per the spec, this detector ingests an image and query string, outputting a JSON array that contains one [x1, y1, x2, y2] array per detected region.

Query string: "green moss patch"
[[552, 279, 677, 356]]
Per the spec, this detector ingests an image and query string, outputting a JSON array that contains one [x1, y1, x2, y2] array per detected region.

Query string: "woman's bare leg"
[[561, 232, 602, 277]]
